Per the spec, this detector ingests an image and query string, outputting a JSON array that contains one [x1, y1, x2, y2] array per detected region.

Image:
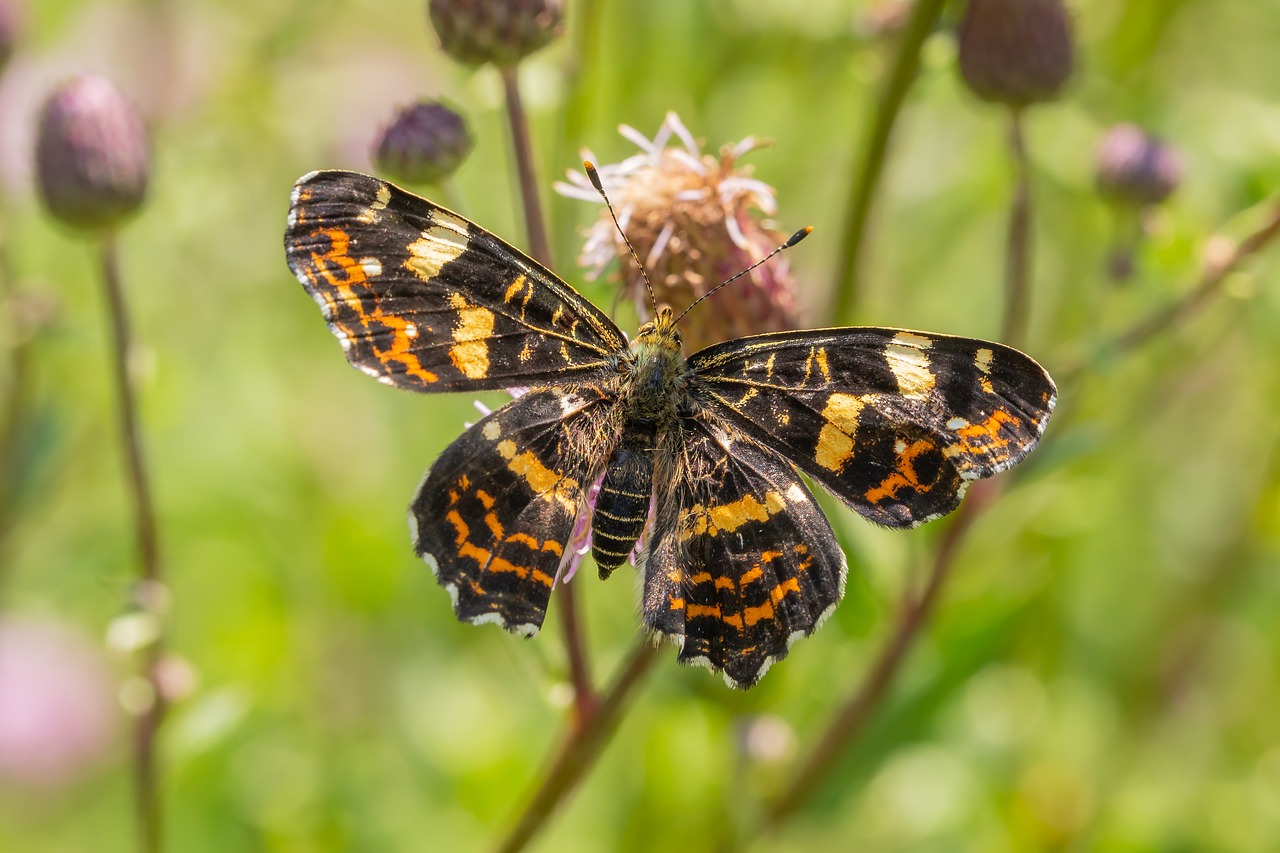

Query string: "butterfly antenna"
[[584, 161, 658, 315], [672, 225, 812, 325]]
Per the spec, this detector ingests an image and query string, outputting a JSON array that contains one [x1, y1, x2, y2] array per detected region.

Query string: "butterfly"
[[284, 169, 1056, 688]]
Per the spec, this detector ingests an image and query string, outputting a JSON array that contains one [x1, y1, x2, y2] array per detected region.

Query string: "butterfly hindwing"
[[412, 387, 619, 635], [642, 411, 847, 688], [688, 328, 1056, 527], [285, 170, 627, 392]]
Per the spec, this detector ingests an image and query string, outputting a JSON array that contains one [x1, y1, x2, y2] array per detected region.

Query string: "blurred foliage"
[[2, 0, 1280, 851]]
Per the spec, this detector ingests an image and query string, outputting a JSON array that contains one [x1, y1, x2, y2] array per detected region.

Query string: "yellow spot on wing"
[[356, 183, 392, 224], [405, 215, 469, 281], [447, 292, 495, 379], [814, 392, 867, 471], [886, 331, 936, 399], [682, 491, 786, 538], [495, 439, 579, 509]]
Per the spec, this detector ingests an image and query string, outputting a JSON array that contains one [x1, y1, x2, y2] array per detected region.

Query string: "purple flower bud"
[[427, 0, 565, 68], [958, 0, 1075, 108], [373, 101, 473, 186], [1095, 123, 1182, 207], [35, 75, 150, 233]]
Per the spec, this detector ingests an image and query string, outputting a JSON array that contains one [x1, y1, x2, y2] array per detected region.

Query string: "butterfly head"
[[635, 305, 682, 353]]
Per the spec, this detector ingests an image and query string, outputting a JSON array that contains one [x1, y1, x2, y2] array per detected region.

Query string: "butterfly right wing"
[[286, 170, 628, 392]]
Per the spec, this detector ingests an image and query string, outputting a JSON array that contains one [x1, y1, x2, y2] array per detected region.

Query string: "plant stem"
[[1060, 196, 1280, 385], [830, 0, 948, 324], [1003, 107, 1032, 346], [99, 235, 163, 853], [495, 639, 659, 853], [500, 63, 553, 274], [497, 61, 598, 722], [767, 100, 1043, 827], [0, 212, 29, 582], [763, 480, 998, 829]]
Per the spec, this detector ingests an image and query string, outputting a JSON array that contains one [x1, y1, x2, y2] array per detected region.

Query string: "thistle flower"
[[555, 112, 803, 353], [373, 101, 473, 186], [34, 74, 150, 233], [957, 0, 1075, 108], [427, 0, 565, 68]]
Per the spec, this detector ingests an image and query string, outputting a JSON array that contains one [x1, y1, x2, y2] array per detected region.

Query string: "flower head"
[[373, 100, 473, 186], [556, 113, 803, 352], [427, 0, 565, 68], [957, 0, 1075, 108], [35, 74, 150, 234]]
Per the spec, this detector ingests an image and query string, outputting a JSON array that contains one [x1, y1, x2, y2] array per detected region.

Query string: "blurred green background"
[[2, 0, 1280, 850]]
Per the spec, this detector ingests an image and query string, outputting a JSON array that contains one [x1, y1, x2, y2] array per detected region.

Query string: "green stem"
[[1061, 196, 1280, 385], [495, 640, 659, 853], [830, 0, 948, 324], [763, 480, 998, 829], [99, 236, 164, 853]]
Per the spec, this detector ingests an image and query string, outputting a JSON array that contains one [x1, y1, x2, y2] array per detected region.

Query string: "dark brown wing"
[[642, 411, 847, 688], [412, 387, 620, 635], [285, 170, 627, 392], [688, 328, 1056, 527]]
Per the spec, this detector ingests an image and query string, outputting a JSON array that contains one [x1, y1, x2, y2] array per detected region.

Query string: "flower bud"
[[373, 101, 473, 185], [427, 0, 565, 68], [957, 0, 1075, 108], [35, 75, 150, 233], [1095, 123, 1181, 207]]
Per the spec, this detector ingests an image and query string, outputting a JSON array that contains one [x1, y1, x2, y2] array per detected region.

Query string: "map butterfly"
[[284, 169, 1056, 687]]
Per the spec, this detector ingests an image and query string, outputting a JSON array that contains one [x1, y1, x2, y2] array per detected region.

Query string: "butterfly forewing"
[[285, 170, 627, 392], [688, 328, 1056, 527]]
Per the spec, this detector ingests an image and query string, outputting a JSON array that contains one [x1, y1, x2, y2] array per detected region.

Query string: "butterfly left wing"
[[412, 386, 620, 635], [285, 170, 627, 392], [688, 328, 1056, 527], [642, 410, 847, 688]]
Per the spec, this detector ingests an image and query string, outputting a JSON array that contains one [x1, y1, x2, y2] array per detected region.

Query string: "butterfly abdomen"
[[591, 442, 654, 578]]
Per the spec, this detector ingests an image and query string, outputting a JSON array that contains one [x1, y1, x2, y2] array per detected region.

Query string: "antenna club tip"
[[785, 226, 813, 248], [584, 161, 603, 191]]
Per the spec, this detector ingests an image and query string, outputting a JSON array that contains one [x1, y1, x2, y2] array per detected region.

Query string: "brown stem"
[[764, 480, 998, 828], [495, 639, 660, 853], [500, 64, 553, 270], [99, 236, 164, 853], [1107, 198, 1280, 359], [1057, 196, 1280, 385], [1003, 108, 1032, 347], [497, 61, 597, 721], [830, 0, 948, 323]]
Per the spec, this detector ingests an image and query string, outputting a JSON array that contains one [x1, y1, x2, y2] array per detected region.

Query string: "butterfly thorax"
[[591, 307, 689, 579]]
